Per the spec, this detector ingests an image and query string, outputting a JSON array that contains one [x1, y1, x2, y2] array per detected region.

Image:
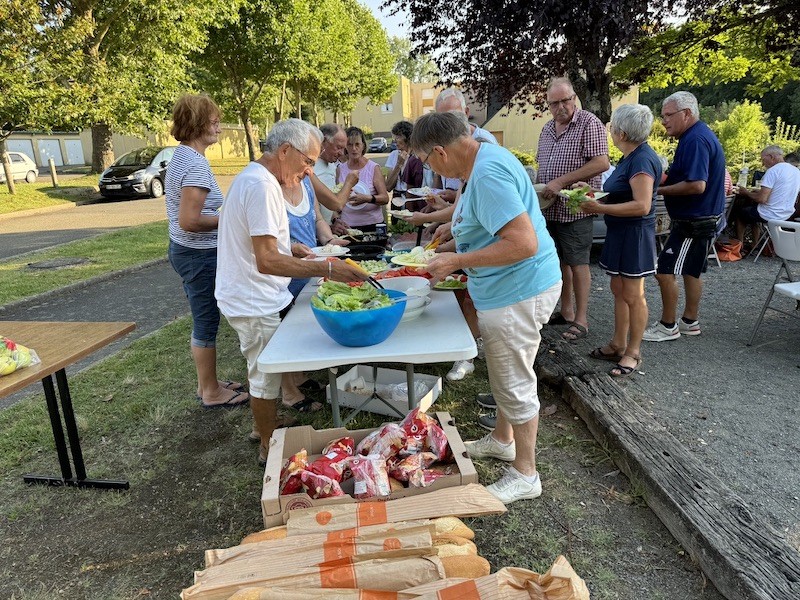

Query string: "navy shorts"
[[599, 220, 657, 278], [738, 204, 766, 225], [168, 241, 220, 346], [656, 230, 712, 278]]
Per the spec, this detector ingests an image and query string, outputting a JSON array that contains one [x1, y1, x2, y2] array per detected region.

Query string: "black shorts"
[[738, 204, 766, 225], [656, 230, 712, 278], [546, 217, 593, 266]]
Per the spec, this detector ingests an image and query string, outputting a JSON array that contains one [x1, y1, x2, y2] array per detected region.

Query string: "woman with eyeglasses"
[[336, 126, 389, 231], [385, 120, 424, 211], [165, 94, 248, 409], [578, 104, 662, 378]]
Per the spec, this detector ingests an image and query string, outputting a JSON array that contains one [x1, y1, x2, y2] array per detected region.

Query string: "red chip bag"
[[400, 408, 438, 455], [279, 449, 308, 495], [348, 456, 391, 499], [388, 451, 438, 482], [299, 470, 345, 499], [425, 423, 451, 462], [355, 429, 381, 456], [370, 423, 407, 459], [309, 436, 356, 482], [409, 466, 451, 488]]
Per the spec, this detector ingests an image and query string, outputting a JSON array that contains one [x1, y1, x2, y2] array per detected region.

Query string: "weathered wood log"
[[534, 333, 800, 599]]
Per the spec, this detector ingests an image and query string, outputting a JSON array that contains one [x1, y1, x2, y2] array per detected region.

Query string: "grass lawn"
[[0, 221, 168, 305], [208, 157, 250, 176], [0, 317, 719, 600]]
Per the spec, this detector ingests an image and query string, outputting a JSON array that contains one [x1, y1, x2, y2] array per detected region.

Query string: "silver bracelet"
[[327, 260, 332, 278]]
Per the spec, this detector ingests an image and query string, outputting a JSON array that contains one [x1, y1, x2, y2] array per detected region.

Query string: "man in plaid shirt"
[[537, 78, 609, 341]]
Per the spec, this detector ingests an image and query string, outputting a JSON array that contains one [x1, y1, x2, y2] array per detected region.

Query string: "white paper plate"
[[390, 209, 414, 219], [312, 246, 350, 256], [391, 255, 429, 268], [558, 190, 609, 201], [406, 187, 443, 197]]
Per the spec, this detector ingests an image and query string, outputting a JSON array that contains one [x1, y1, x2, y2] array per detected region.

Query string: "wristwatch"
[[370, 195, 377, 204]]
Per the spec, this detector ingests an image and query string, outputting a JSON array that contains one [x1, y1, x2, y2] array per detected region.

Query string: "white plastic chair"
[[747, 220, 800, 345]]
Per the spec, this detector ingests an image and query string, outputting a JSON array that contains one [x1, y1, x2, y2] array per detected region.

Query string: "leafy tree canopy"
[[389, 36, 438, 83]]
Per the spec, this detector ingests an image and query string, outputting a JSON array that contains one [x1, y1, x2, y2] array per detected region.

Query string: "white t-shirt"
[[215, 162, 293, 317], [471, 125, 498, 145], [313, 158, 338, 224], [384, 150, 408, 192], [758, 162, 800, 221]]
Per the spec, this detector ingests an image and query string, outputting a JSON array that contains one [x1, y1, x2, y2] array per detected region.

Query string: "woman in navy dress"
[[580, 104, 662, 378]]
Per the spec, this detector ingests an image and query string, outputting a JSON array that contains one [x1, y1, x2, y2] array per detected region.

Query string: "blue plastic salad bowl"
[[311, 289, 407, 347]]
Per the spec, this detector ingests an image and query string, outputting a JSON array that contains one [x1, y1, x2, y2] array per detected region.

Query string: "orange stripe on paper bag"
[[356, 502, 388, 528], [323, 538, 357, 562], [438, 580, 480, 600], [319, 559, 357, 588]]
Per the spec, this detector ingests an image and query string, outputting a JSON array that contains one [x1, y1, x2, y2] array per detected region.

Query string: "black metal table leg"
[[23, 370, 129, 490]]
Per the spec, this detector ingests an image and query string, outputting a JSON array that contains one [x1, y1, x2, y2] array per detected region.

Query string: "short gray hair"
[[547, 77, 574, 94], [435, 87, 466, 112], [762, 144, 783, 157], [319, 123, 344, 143], [663, 91, 699, 119], [264, 119, 322, 154], [409, 111, 470, 155], [610, 104, 654, 144]]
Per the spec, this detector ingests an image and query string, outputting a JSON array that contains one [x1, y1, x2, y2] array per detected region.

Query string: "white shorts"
[[226, 314, 282, 400], [477, 282, 561, 425]]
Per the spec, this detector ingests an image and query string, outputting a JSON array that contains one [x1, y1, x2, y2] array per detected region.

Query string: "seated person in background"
[[786, 152, 800, 220], [385, 120, 424, 210], [336, 126, 389, 231], [734, 145, 800, 247]]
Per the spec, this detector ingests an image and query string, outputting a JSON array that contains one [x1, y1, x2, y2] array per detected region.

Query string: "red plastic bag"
[[348, 456, 391, 499], [309, 436, 355, 482], [388, 451, 438, 482], [425, 423, 452, 462], [300, 470, 345, 499], [400, 408, 438, 455], [409, 465, 454, 488], [279, 449, 308, 495], [358, 423, 406, 459]]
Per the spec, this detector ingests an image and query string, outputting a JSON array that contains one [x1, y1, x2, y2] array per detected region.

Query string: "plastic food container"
[[311, 289, 407, 347]]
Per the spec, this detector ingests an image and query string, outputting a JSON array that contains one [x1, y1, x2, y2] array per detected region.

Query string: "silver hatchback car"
[[0, 152, 39, 183]]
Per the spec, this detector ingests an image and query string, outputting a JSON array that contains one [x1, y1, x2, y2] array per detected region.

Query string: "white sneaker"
[[446, 359, 475, 381], [643, 321, 680, 342], [486, 468, 542, 504], [464, 433, 515, 461], [475, 337, 485, 360], [678, 319, 701, 336]]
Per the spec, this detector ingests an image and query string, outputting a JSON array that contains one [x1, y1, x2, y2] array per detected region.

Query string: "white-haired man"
[[216, 119, 367, 464], [644, 91, 726, 341], [313, 123, 358, 233], [537, 77, 609, 343], [734, 145, 800, 249]]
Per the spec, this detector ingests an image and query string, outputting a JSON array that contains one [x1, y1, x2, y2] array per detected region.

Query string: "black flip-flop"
[[548, 311, 569, 325], [589, 346, 623, 362], [298, 379, 325, 394], [196, 380, 246, 401], [284, 397, 323, 413], [201, 390, 250, 410], [562, 322, 588, 342]]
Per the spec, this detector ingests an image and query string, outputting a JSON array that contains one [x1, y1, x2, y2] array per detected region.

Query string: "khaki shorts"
[[477, 282, 561, 425], [226, 314, 282, 400]]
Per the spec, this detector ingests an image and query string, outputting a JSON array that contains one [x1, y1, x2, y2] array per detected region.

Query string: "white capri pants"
[[226, 314, 282, 400], [477, 282, 561, 425]]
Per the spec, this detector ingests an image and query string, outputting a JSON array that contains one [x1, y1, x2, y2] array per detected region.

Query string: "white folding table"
[[256, 284, 476, 426]]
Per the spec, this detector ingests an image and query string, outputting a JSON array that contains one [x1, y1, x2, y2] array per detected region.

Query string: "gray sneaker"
[[477, 413, 496, 431], [486, 468, 542, 504], [475, 336, 485, 360], [643, 321, 680, 342], [678, 319, 701, 336], [475, 393, 496, 409], [464, 433, 515, 461]]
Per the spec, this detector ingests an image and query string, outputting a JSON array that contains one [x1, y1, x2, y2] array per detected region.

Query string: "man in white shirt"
[[735, 145, 800, 246], [216, 119, 366, 465]]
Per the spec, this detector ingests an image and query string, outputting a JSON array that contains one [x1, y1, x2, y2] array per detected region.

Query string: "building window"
[[380, 103, 393, 114]]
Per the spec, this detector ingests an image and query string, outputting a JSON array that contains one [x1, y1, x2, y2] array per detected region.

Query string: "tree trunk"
[[91, 123, 115, 173], [240, 107, 258, 162], [295, 82, 302, 120], [277, 80, 287, 122], [1, 138, 17, 195], [569, 68, 612, 123]]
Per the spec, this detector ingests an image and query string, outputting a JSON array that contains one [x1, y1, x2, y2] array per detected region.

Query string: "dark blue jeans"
[[168, 241, 220, 347]]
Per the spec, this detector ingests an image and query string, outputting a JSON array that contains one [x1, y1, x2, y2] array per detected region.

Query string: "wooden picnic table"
[[0, 321, 135, 489]]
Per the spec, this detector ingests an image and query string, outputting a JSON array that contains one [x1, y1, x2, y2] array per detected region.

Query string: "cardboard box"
[[325, 365, 442, 419], [261, 411, 477, 528]]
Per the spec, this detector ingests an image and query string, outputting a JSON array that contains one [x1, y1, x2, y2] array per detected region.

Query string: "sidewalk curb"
[[0, 256, 169, 313], [0, 202, 77, 223]]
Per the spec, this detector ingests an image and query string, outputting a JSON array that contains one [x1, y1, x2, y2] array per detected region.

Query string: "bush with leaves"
[[509, 148, 536, 167]]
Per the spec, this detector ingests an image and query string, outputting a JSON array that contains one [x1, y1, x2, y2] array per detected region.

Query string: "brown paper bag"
[[181, 555, 447, 600], [286, 484, 505, 536], [229, 588, 401, 599]]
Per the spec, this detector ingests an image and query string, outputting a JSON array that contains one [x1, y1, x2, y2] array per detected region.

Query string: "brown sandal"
[[609, 355, 641, 378], [589, 345, 623, 362]]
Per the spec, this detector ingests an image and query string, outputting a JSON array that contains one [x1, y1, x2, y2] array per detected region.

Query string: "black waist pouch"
[[673, 217, 719, 238]]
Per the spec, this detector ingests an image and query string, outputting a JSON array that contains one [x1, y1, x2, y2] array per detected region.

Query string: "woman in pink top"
[[336, 126, 389, 230]]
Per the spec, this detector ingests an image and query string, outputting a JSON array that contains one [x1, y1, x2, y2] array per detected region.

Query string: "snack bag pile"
[[0, 336, 40, 377], [278, 408, 454, 499]]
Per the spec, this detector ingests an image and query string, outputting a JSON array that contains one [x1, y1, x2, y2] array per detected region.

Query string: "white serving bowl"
[[378, 276, 431, 320]]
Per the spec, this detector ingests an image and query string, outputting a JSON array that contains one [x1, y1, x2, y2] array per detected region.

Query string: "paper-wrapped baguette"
[[241, 525, 287, 544], [432, 533, 477, 557], [441, 555, 490, 578]]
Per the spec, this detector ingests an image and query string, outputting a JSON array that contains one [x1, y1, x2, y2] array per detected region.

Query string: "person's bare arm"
[[657, 180, 706, 196], [544, 155, 610, 196], [312, 171, 357, 211], [582, 174, 654, 218], [251, 235, 366, 282], [424, 213, 537, 283], [736, 185, 771, 205], [178, 187, 218, 232]]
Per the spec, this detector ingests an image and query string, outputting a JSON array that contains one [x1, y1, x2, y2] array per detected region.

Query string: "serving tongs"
[[423, 238, 441, 251], [345, 258, 384, 290]]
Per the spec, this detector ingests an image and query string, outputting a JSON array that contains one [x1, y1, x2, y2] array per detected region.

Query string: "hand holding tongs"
[[345, 258, 384, 289]]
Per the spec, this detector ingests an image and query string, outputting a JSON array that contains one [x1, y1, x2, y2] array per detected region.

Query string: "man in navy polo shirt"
[[644, 91, 726, 342]]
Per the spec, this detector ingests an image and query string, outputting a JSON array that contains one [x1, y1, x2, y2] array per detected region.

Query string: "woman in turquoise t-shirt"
[[410, 111, 562, 506]]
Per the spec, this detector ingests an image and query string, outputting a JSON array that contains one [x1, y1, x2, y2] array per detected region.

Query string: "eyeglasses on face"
[[547, 95, 575, 108], [290, 145, 315, 167], [661, 108, 687, 121]]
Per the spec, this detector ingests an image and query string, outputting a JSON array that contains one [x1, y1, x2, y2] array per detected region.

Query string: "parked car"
[[368, 137, 388, 153], [98, 146, 176, 199], [388, 139, 398, 152], [0, 151, 39, 183]]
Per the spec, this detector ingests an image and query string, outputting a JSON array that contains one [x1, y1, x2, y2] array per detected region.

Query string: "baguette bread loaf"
[[441, 555, 490, 578], [432, 516, 474, 540], [240, 525, 287, 545], [227, 588, 262, 599], [433, 533, 477, 557]]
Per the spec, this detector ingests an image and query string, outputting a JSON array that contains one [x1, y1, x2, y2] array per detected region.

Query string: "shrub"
[[508, 148, 536, 167], [359, 125, 374, 140]]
